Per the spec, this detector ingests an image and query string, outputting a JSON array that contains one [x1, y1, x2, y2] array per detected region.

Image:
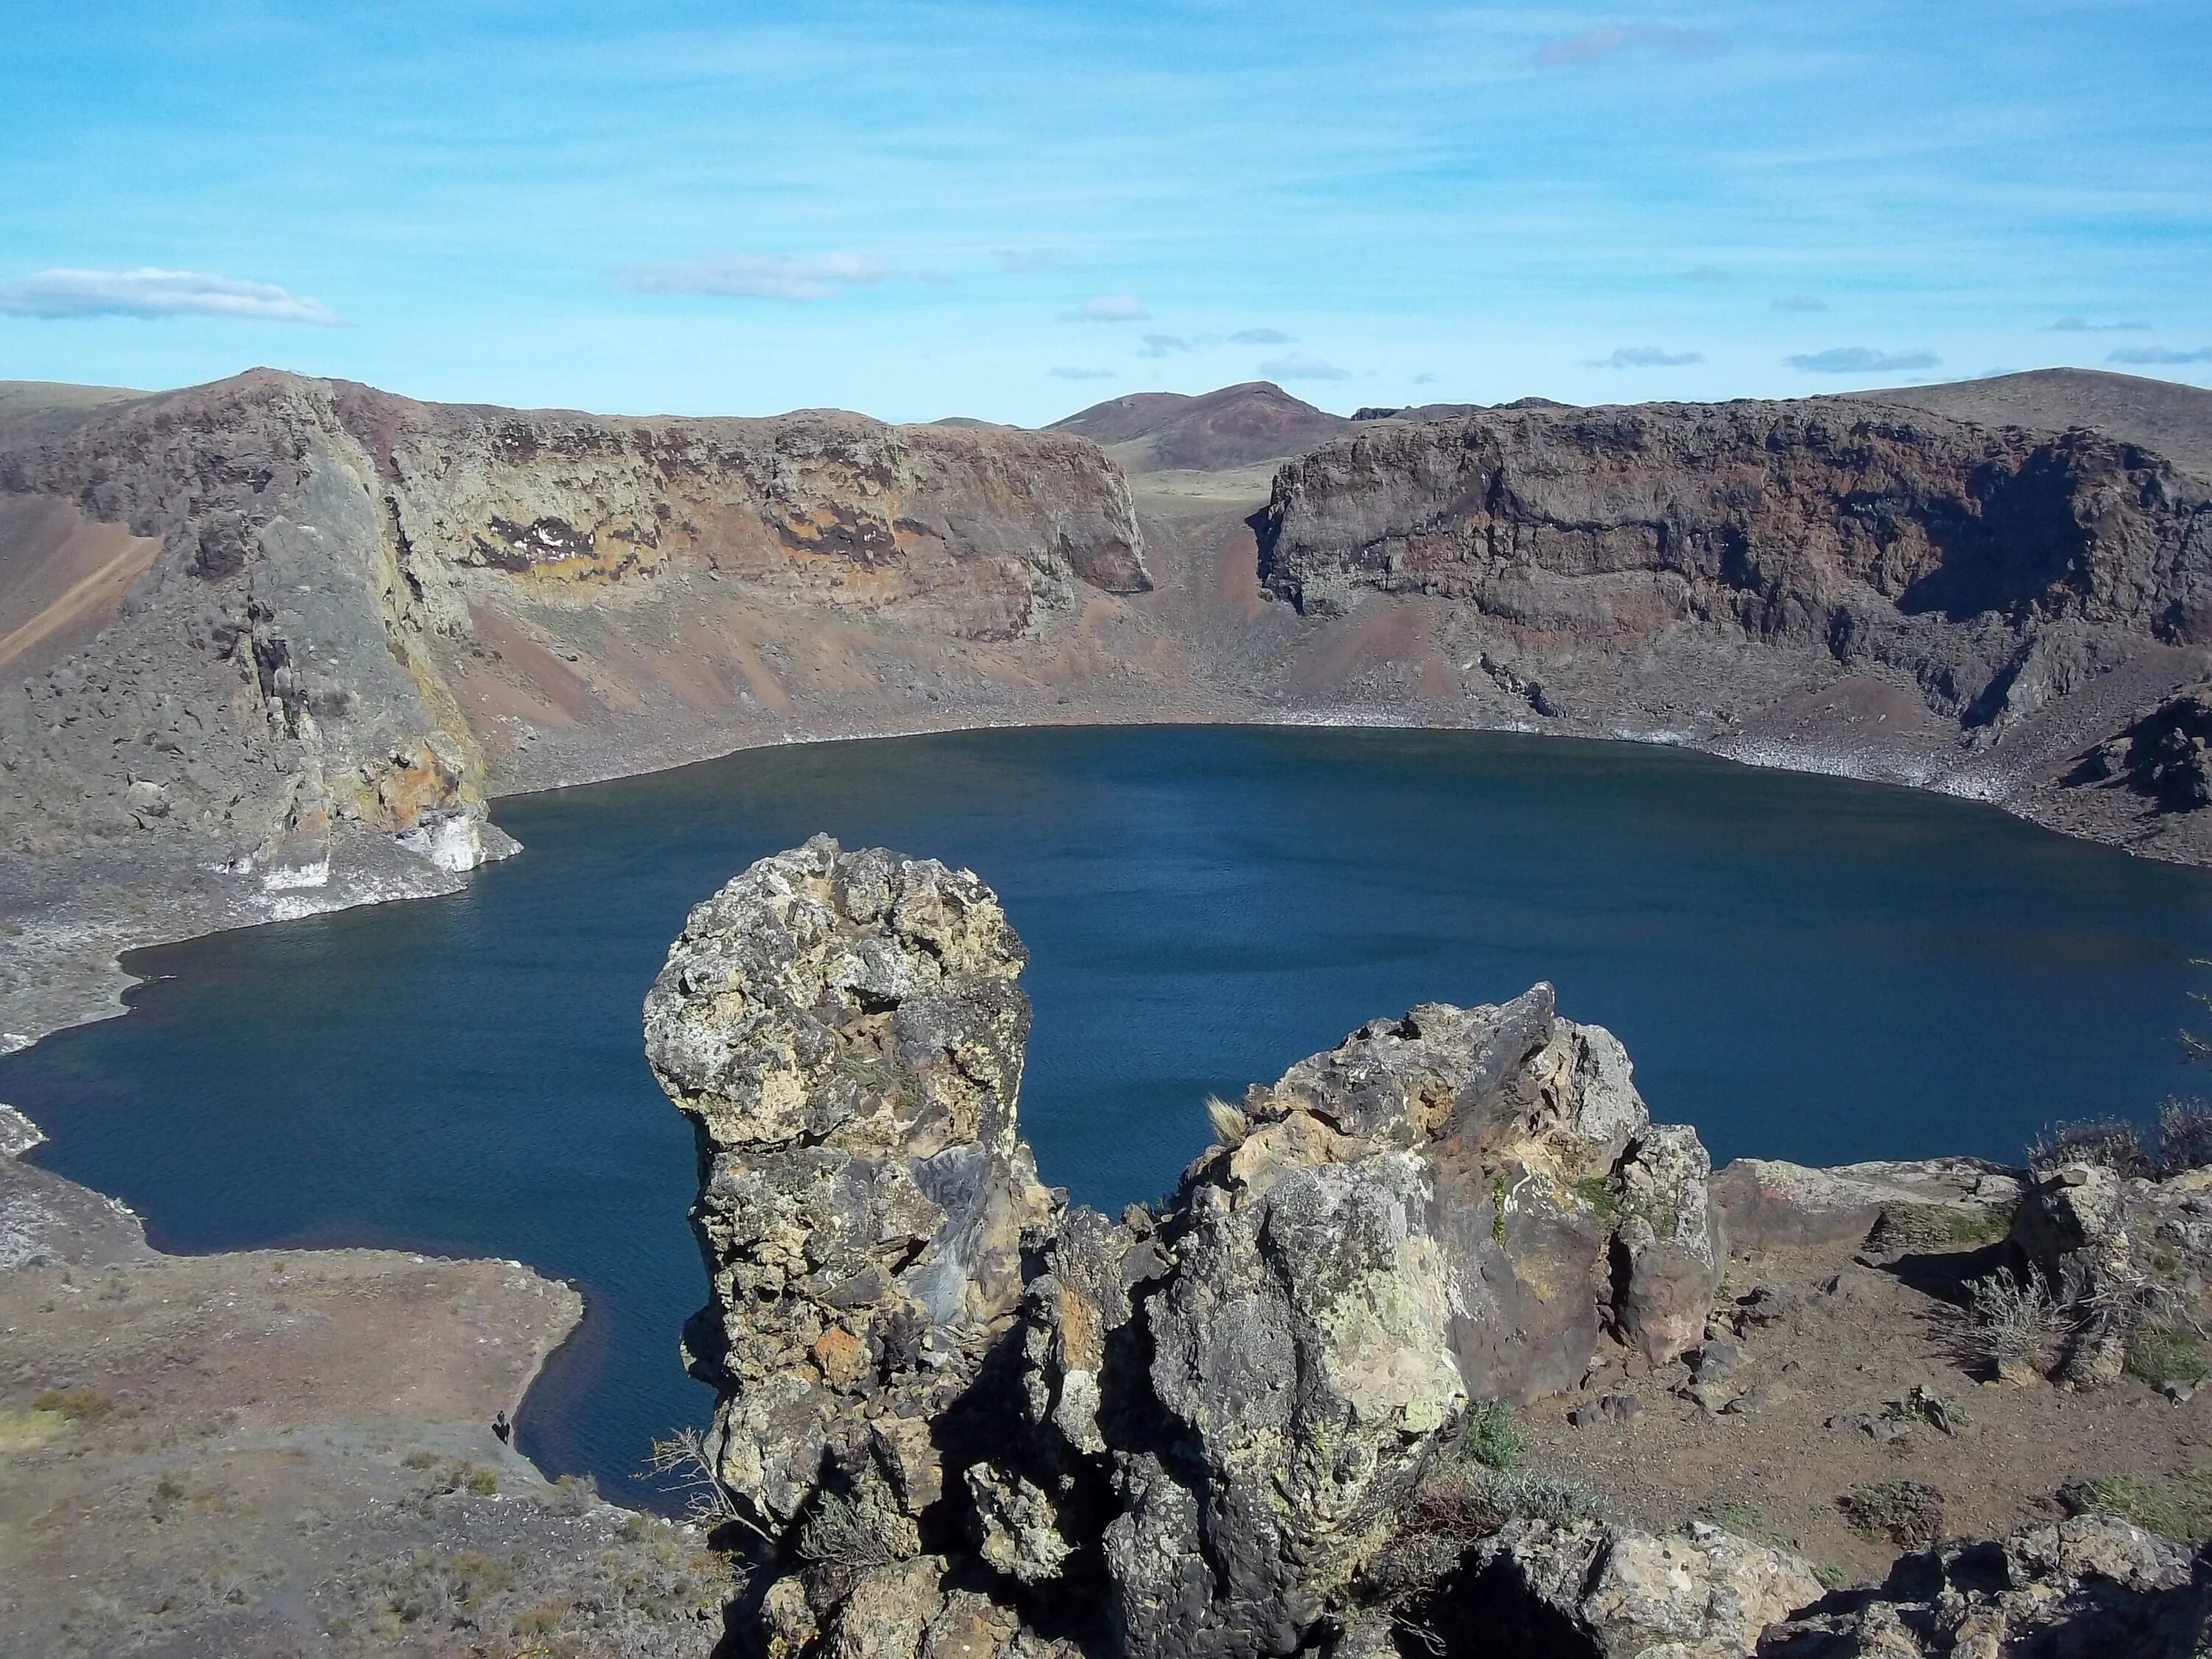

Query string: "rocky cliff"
[[1259, 400, 2212, 801], [0, 371, 1152, 1042], [13, 367, 2212, 1051]]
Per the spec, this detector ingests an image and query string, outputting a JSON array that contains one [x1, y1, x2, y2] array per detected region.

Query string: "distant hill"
[[1851, 368, 2212, 479], [1048, 381, 1347, 473]]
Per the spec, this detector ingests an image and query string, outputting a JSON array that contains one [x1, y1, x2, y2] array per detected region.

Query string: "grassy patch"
[[1570, 1175, 1621, 1221], [0, 1408, 66, 1453], [2064, 1469, 2212, 1543], [32, 1386, 114, 1422], [2126, 1324, 2211, 1388]]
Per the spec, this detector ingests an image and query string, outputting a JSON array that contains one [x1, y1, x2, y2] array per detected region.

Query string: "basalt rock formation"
[[1258, 403, 2212, 780], [644, 838, 1722, 1658], [0, 372, 1144, 872]]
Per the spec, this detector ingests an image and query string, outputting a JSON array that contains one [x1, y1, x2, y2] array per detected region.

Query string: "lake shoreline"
[[2, 705, 2199, 1065]]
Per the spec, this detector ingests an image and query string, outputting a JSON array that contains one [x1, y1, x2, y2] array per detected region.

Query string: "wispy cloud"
[[1048, 365, 1118, 380], [2046, 316, 2149, 333], [620, 252, 893, 301], [1258, 352, 1350, 382], [997, 248, 1077, 274], [1773, 294, 1828, 312], [1135, 332, 1200, 357], [0, 267, 337, 324], [1535, 24, 1727, 69], [1062, 294, 1147, 322], [1413, 373, 1439, 385], [1786, 346, 1940, 374], [1588, 345, 1703, 368], [1681, 264, 1730, 284], [2109, 346, 2212, 365], [1228, 327, 1293, 345]]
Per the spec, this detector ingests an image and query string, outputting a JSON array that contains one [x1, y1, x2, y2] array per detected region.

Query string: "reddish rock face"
[[1258, 403, 2210, 652]]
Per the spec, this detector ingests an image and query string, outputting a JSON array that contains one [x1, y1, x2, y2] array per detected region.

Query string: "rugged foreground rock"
[[643, 838, 1724, 1656], [639, 841, 2212, 1658]]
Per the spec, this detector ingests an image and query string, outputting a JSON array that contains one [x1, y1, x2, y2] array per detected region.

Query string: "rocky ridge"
[[13, 367, 2212, 1049], [1259, 399, 2212, 812]]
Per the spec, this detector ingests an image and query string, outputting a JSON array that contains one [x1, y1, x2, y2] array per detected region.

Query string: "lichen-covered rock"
[[643, 835, 1056, 1529], [1455, 1517, 1825, 1658], [1709, 1158, 2025, 1256], [1759, 1515, 2211, 1656], [2010, 1161, 2212, 1385], [644, 848, 1725, 1656]]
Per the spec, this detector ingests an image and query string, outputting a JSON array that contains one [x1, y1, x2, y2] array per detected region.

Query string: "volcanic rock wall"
[[1259, 400, 2212, 765], [0, 372, 1147, 908]]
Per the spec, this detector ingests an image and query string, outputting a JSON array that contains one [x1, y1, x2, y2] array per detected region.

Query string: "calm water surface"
[[10, 725, 2212, 1503]]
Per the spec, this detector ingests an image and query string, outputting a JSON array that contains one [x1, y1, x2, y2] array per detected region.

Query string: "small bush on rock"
[[1837, 1481, 1944, 1549], [1960, 1270, 2065, 1374], [1458, 1399, 1524, 1472], [2062, 1468, 2212, 1543], [2158, 1099, 2212, 1175], [2031, 1117, 2152, 1178]]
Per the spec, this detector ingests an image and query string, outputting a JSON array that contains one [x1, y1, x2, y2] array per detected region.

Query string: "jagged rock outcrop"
[[1258, 400, 2212, 750], [1760, 1515, 2211, 1656], [1710, 1157, 2025, 1253], [641, 835, 1055, 1535], [643, 841, 1724, 1658], [1446, 1518, 1826, 1659], [2010, 1158, 2212, 1385], [2068, 678, 2212, 809]]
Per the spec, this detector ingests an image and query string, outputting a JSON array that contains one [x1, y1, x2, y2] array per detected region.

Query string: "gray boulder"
[[1759, 1515, 2211, 1656]]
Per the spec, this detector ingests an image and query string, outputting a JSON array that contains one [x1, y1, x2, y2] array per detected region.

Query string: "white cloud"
[[2109, 346, 2212, 365], [1772, 294, 1828, 313], [620, 252, 894, 301], [1589, 346, 1703, 368], [2046, 316, 2149, 333], [1786, 346, 1940, 374], [0, 267, 337, 324], [1681, 264, 1730, 284], [1535, 25, 1727, 69], [1062, 294, 1147, 322], [1135, 332, 1199, 357], [1227, 327, 1293, 344], [1048, 365, 1118, 379], [1257, 352, 1350, 382]]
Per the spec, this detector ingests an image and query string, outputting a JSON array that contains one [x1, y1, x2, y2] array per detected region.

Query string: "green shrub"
[[1837, 1481, 1944, 1549], [32, 1386, 112, 1421], [1460, 1399, 1525, 1472], [1571, 1175, 1620, 1220]]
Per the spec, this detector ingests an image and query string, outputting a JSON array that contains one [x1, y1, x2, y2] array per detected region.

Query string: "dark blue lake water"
[[9, 725, 2212, 1505]]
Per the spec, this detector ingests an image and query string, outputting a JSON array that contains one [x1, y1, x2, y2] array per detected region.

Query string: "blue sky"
[[3, 1, 2208, 423]]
